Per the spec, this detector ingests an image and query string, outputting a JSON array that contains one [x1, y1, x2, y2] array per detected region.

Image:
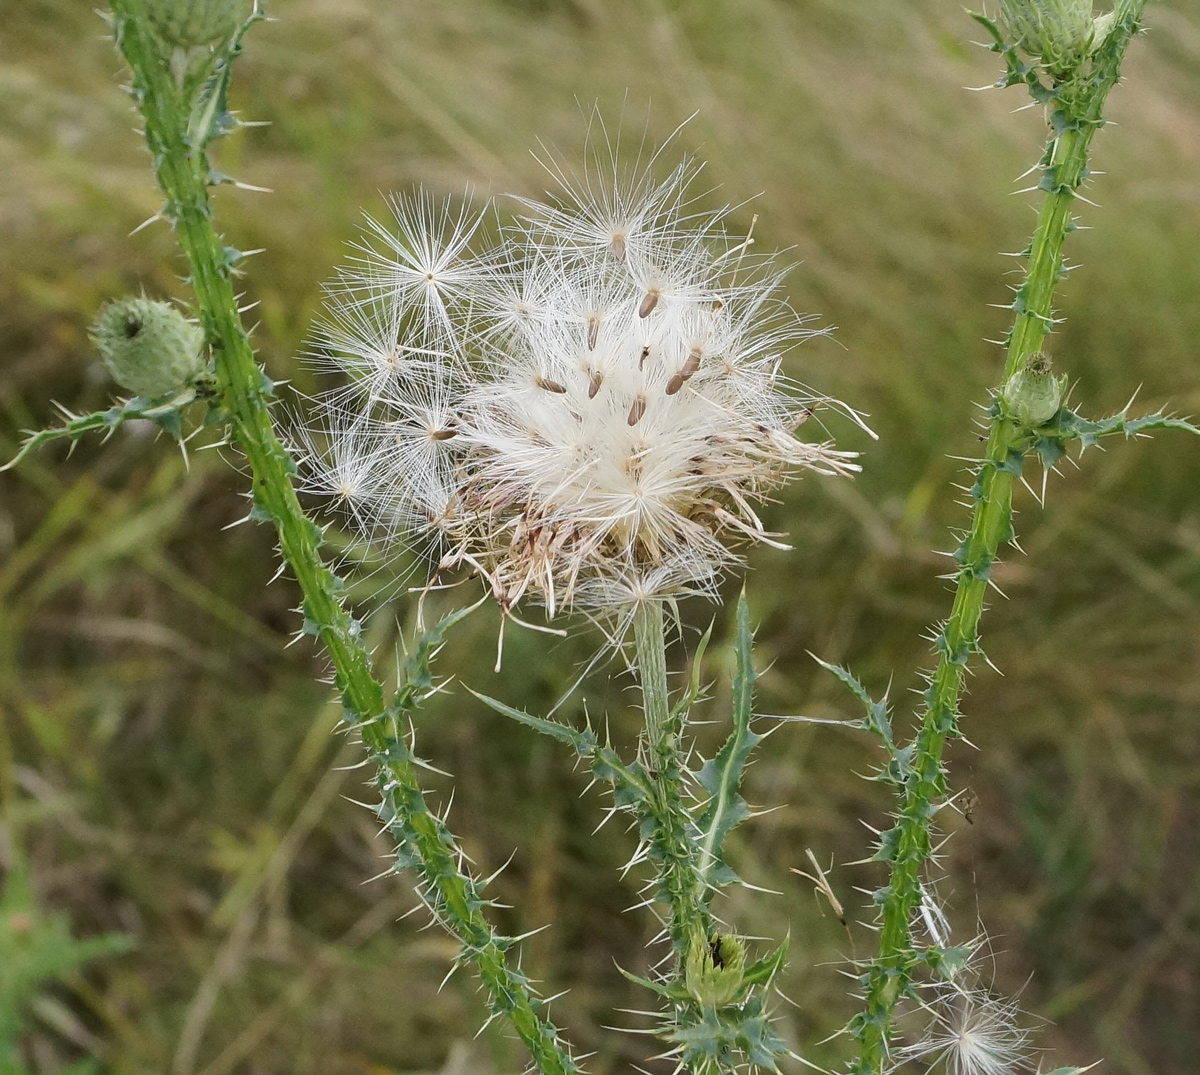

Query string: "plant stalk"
[[632, 601, 712, 957], [852, 7, 1147, 1070], [110, 5, 576, 1071]]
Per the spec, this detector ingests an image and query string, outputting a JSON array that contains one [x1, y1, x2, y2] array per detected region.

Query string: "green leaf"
[[614, 963, 691, 1002], [394, 601, 483, 710], [470, 690, 653, 808], [694, 593, 763, 892], [1045, 406, 1198, 452], [967, 10, 1004, 46], [811, 655, 894, 750], [668, 619, 713, 729], [1, 866, 130, 1046], [740, 935, 789, 990], [469, 689, 593, 752], [0, 392, 196, 473]]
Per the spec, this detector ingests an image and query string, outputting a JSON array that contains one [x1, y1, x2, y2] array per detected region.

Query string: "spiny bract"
[[300, 152, 857, 616]]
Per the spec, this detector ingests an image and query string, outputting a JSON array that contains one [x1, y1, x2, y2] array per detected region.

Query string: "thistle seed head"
[[301, 152, 857, 615], [898, 981, 1037, 1075], [91, 296, 205, 398]]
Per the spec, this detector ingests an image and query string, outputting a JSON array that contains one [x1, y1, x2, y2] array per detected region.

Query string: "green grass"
[[1, 0, 1198, 1072]]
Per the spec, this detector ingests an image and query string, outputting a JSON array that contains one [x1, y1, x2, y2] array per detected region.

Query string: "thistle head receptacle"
[[1001, 350, 1068, 427], [998, 0, 1099, 77], [92, 297, 206, 398], [141, 0, 249, 50], [684, 930, 748, 1009]]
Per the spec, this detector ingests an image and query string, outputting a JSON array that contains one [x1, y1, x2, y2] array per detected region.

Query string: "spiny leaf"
[[614, 963, 691, 1003], [669, 618, 714, 729], [470, 690, 653, 806], [811, 655, 894, 750], [394, 600, 484, 707], [0, 392, 196, 473], [1045, 405, 1198, 451], [740, 934, 789, 990], [694, 593, 762, 893], [967, 10, 1004, 46], [186, 2, 265, 150], [470, 689, 594, 752]]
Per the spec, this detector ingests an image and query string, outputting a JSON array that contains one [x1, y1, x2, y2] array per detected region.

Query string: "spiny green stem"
[[852, 6, 1147, 1071], [632, 601, 712, 957], [109, 5, 576, 1071]]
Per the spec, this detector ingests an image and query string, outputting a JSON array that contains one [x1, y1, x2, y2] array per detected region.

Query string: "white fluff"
[[300, 152, 858, 614]]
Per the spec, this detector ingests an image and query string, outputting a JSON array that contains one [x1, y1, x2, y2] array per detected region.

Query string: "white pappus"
[[299, 144, 862, 620]]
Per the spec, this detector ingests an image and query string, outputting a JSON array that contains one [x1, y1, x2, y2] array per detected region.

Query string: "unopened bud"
[[1002, 351, 1067, 427], [143, 0, 248, 50], [684, 931, 747, 1009], [92, 297, 206, 398], [999, 0, 1096, 76]]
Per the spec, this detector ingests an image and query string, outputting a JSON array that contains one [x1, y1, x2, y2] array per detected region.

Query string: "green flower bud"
[[92, 297, 206, 398], [1002, 351, 1068, 427], [999, 0, 1096, 76], [143, 0, 248, 50], [684, 931, 747, 1009]]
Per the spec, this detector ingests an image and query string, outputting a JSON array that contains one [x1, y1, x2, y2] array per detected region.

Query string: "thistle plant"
[[298, 135, 858, 1069], [826, 3, 1197, 1073], [2, 0, 1194, 1072], [6, 0, 853, 1069], [6, 2, 583, 1072]]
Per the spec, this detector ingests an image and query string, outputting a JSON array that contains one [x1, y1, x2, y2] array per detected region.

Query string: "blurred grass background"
[[1, 0, 1199, 1072]]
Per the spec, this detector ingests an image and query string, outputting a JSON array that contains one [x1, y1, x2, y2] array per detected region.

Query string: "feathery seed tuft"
[[301, 155, 858, 615]]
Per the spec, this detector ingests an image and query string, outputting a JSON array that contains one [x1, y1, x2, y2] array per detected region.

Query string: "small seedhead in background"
[[91, 296, 206, 398]]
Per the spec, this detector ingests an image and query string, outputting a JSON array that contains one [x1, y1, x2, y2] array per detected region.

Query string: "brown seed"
[[639, 345, 651, 370], [638, 290, 660, 319], [665, 347, 702, 396], [627, 395, 646, 426], [611, 233, 627, 260], [587, 317, 600, 351], [588, 371, 603, 399], [430, 427, 457, 441], [534, 375, 568, 394]]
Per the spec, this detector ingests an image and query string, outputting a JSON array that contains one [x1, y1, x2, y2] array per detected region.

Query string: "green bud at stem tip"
[[92, 296, 206, 398], [998, 0, 1104, 76], [1002, 350, 1068, 427], [140, 0, 250, 49]]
